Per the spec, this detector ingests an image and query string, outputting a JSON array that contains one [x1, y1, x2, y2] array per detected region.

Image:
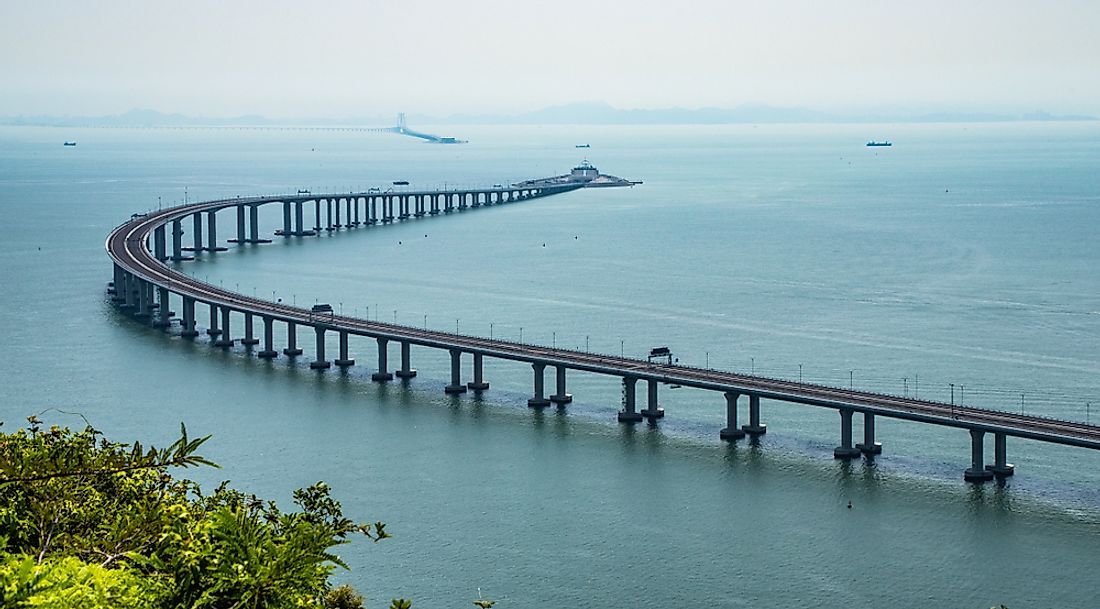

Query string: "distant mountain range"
[[1, 103, 1094, 127]]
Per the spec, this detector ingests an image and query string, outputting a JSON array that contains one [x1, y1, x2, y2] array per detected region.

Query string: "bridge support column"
[[118, 273, 134, 308], [335, 198, 343, 227], [550, 366, 572, 405], [283, 321, 303, 356], [834, 409, 862, 459], [335, 330, 355, 367], [720, 392, 745, 439], [986, 432, 1014, 477], [310, 326, 331, 369], [372, 338, 393, 381], [171, 219, 192, 260], [295, 201, 311, 235], [332, 329, 354, 362], [109, 265, 123, 301], [248, 205, 270, 243], [153, 225, 168, 261], [184, 212, 203, 251], [368, 198, 377, 224], [352, 197, 360, 226], [153, 286, 172, 327], [258, 316, 278, 358], [964, 429, 995, 482], [618, 376, 642, 422], [228, 204, 246, 244], [214, 307, 234, 347], [136, 279, 152, 318], [742, 395, 767, 435], [395, 341, 416, 378], [313, 200, 322, 232], [528, 363, 550, 408], [241, 312, 259, 346], [641, 379, 664, 419], [856, 412, 882, 455], [467, 353, 489, 391], [181, 296, 198, 338], [206, 210, 226, 251], [282, 202, 292, 236], [206, 303, 221, 336], [326, 199, 334, 231], [445, 349, 467, 394]]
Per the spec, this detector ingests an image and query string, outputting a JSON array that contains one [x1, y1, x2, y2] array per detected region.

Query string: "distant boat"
[[392, 180, 409, 186], [63, 141, 77, 147], [575, 144, 590, 148], [866, 141, 892, 147]]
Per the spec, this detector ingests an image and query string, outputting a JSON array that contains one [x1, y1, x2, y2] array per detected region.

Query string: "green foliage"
[[0, 416, 394, 608], [389, 600, 412, 609], [323, 584, 365, 609], [0, 553, 157, 609]]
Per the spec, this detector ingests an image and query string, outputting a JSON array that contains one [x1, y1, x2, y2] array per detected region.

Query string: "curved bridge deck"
[[106, 181, 1100, 484]]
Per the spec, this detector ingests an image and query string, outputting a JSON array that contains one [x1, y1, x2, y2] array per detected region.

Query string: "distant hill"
[[1, 104, 1094, 127]]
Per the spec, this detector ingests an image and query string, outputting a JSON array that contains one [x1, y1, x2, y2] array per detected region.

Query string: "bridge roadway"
[[106, 186, 1100, 483]]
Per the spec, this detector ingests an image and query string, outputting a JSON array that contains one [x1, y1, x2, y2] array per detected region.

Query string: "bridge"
[[105, 177, 1100, 484]]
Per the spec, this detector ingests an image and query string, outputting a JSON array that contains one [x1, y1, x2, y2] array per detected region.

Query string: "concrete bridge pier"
[[180, 296, 198, 338], [184, 212, 203, 251], [170, 219, 192, 260], [258, 316, 278, 358], [399, 195, 410, 220], [283, 321, 303, 356], [445, 349, 467, 394], [295, 201, 312, 235], [443, 194, 453, 213], [368, 198, 378, 224], [118, 273, 134, 308], [310, 326, 331, 369], [153, 286, 173, 327], [110, 265, 124, 301], [206, 211, 227, 251], [550, 366, 572, 405], [395, 341, 417, 378], [834, 408, 862, 459], [135, 279, 152, 318], [246, 205, 271, 243], [429, 194, 439, 215], [986, 432, 1015, 476], [856, 412, 882, 455], [471, 192, 481, 208], [351, 197, 360, 226], [964, 429, 995, 482], [618, 376, 643, 422], [528, 363, 551, 408], [720, 392, 746, 439], [325, 199, 335, 231], [153, 225, 168, 261], [641, 379, 665, 419], [241, 313, 259, 346], [227, 205, 247, 244], [372, 338, 393, 381], [282, 202, 292, 236], [459, 193, 468, 210], [214, 307, 234, 347], [335, 330, 355, 367], [414, 195, 425, 217], [383, 196, 394, 223], [335, 198, 343, 228], [467, 353, 489, 390], [742, 395, 767, 435], [206, 303, 221, 336], [313, 200, 322, 232]]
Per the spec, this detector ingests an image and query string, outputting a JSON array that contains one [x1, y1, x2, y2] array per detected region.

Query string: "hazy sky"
[[3, 0, 1099, 118]]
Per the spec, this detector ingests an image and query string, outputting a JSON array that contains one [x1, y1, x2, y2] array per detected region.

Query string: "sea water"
[[1, 122, 1098, 607]]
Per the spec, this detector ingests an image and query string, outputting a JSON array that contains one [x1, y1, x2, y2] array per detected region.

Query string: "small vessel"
[[392, 180, 409, 186], [866, 141, 892, 147], [575, 144, 590, 148], [63, 141, 77, 147]]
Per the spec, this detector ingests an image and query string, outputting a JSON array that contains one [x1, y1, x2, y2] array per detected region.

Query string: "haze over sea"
[[2, 121, 1099, 607]]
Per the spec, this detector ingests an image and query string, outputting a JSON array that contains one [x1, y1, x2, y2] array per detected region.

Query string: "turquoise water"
[[2, 123, 1099, 607]]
